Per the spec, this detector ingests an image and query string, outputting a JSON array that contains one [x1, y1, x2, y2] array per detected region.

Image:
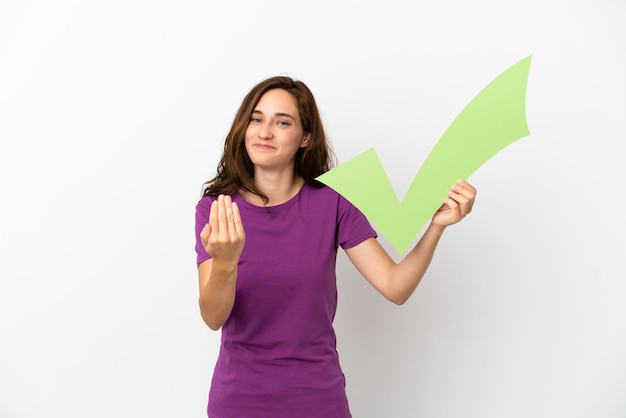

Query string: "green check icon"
[[316, 56, 532, 254]]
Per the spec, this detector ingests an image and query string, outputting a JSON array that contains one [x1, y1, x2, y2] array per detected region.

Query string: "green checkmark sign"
[[316, 55, 532, 254]]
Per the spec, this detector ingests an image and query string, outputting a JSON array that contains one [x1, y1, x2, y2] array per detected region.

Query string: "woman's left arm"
[[344, 180, 477, 305]]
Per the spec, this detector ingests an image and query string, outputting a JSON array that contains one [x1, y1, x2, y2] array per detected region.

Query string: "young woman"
[[194, 76, 476, 417]]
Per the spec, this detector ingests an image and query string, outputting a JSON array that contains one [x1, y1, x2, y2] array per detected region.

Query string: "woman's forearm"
[[198, 259, 238, 330], [387, 223, 446, 304]]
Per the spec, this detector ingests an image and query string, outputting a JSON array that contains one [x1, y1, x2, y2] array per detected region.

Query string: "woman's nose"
[[258, 123, 273, 139]]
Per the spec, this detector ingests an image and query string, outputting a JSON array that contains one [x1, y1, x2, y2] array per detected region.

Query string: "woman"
[[194, 76, 476, 417]]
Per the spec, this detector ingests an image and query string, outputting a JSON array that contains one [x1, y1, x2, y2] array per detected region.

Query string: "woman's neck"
[[241, 169, 304, 207]]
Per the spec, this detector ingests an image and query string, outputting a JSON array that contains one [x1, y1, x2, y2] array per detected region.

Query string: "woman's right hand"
[[200, 194, 246, 263], [198, 194, 244, 330]]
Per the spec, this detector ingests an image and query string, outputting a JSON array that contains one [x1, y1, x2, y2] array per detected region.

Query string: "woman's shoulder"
[[195, 195, 217, 217], [196, 194, 215, 206], [302, 183, 359, 212], [302, 182, 342, 201]]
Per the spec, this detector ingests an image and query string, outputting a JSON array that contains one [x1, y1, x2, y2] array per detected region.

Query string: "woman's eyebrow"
[[252, 109, 296, 120]]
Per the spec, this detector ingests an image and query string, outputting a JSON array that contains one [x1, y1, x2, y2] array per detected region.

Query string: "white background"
[[1, 1, 625, 417]]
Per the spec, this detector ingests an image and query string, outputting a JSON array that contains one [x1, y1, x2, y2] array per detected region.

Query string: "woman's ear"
[[301, 133, 310, 148]]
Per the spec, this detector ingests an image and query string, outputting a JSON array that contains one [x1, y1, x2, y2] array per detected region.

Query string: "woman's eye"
[[250, 117, 261, 123], [277, 121, 290, 126]]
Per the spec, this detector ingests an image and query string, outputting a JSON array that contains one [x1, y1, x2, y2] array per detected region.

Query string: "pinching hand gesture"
[[200, 194, 246, 263]]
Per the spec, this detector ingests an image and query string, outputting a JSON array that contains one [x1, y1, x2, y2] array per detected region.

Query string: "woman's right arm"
[[198, 195, 246, 330]]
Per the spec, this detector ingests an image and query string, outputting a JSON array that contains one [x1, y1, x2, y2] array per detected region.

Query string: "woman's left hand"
[[431, 179, 477, 227]]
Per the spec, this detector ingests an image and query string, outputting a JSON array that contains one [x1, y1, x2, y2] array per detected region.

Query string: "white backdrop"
[[1, 1, 625, 417]]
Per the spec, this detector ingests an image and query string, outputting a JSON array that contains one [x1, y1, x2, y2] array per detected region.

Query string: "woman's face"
[[244, 89, 309, 172]]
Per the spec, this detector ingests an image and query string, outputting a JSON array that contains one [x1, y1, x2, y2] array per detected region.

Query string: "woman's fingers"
[[204, 195, 245, 258], [450, 180, 476, 216], [200, 223, 211, 248], [454, 179, 477, 195], [448, 188, 470, 216], [432, 180, 477, 226], [223, 196, 244, 242], [209, 195, 234, 238], [217, 194, 229, 235], [230, 201, 245, 241], [443, 196, 460, 218]]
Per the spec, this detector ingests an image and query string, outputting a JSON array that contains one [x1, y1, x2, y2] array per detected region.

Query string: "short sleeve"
[[194, 196, 214, 266], [336, 193, 377, 250]]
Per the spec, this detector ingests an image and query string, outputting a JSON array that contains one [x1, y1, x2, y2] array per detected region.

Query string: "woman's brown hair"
[[202, 76, 336, 203]]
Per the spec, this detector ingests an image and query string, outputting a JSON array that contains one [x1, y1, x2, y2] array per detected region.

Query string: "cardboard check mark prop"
[[316, 56, 532, 254]]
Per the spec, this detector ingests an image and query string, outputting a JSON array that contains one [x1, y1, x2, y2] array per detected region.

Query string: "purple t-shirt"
[[194, 184, 377, 418]]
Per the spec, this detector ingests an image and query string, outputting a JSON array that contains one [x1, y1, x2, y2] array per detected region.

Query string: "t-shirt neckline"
[[233, 183, 308, 211]]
